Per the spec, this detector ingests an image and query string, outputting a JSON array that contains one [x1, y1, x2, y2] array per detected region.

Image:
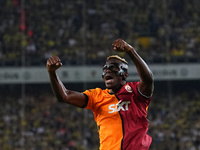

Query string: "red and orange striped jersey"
[[83, 82, 152, 150]]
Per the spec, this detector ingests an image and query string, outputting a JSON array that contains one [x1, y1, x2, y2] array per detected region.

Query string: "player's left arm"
[[112, 38, 154, 97]]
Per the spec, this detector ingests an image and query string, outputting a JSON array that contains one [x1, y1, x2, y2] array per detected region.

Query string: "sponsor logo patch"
[[108, 100, 130, 113]]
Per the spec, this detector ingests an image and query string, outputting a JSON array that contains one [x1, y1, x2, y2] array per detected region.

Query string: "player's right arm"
[[46, 56, 87, 107]]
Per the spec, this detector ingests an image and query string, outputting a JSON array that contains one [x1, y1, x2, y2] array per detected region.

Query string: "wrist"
[[48, 70, 56, 74], [125, 46, 134, 52]]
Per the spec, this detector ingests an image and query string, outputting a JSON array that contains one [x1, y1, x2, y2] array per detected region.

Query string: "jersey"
[[83, 82, 152, 150]]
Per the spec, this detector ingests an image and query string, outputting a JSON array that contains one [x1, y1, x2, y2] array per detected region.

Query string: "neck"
[[109, 81, 126, 94]]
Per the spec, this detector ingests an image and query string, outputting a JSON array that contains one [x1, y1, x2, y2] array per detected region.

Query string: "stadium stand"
[[0, 82, 200, 150], [0, 0, 200, 66], [1, 0, 200, 150]]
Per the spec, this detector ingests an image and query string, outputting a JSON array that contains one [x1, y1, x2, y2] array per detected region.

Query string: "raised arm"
[[46, 56, 87, 107], [112, 38, 154, 97]]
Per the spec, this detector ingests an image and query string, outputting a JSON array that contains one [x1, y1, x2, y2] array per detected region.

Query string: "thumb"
[[56, 62, 62, 67]]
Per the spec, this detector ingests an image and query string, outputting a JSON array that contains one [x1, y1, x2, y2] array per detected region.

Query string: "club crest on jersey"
[[125, 85, 133, 93]]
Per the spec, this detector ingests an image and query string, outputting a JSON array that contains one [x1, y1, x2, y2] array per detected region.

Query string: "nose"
[[102, 69, 112, 78], [106, 68, 112, 72]]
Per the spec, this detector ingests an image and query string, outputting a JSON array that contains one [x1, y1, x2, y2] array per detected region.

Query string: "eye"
[[109, 65, 115, 70], [103, 66, 107, 72], [103, 64, 120, 72], [109, 65, 119, 71]]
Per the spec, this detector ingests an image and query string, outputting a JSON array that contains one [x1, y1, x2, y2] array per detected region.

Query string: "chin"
[[105, 84, 114, 89], [105, 83, 110, 88]]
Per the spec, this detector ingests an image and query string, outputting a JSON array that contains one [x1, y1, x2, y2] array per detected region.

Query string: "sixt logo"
[[108, 100, 130, 114]]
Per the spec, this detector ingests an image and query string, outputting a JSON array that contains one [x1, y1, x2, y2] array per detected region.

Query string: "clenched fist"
[[112, 38, 133, 52], [47, 56, 62, 72]]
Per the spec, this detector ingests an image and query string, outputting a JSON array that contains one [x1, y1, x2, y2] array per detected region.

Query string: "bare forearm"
[[126, 47, 154, 97], [126, 48, 153, 83], [48, 71, 67, 102]]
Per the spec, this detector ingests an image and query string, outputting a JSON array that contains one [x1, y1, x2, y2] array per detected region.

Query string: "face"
[[102, 58, 128, 92]]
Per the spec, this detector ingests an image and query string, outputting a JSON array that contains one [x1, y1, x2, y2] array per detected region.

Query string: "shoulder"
[[83, 88, 107, 110], [83, 88, 107, 97], [84, 87, 104, 93], [127, 81, 152, 99], [126, 81, 140, 89], [119, 81, 139, 95]]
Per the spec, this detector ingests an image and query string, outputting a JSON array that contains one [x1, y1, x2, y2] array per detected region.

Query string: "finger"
[[50, 56, 56, 64], [47, 59, 50, 65], [49, 56, 58, 65], [47, 61, 51, 66], [120, 43, 125, 50], [53, 56, 61, 64], [112, 39, 119, 47], [47, 58, 52, 65], [112, 43, 116, 47], [55, 60, 61, 67], [48, 57, 55, 65], [112, 43, 120, 49], [54, 56, 60, 62]]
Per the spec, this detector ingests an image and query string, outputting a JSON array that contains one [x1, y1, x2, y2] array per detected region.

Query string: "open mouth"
[[105, 75, 114, 81]]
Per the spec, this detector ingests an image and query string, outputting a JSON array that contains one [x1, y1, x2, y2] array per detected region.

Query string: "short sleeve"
[[130, 82, 152, 106], [82, 88, 100, 111]]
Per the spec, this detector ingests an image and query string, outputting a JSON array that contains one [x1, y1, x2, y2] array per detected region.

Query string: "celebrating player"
[[46, 38, 154, 150]]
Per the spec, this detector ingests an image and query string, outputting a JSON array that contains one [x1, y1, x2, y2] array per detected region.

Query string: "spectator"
[[0, 0, 200, 66]]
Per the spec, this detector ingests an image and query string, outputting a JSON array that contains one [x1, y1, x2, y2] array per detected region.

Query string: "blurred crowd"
[[1, 0, 200, 66], [0, 84, 99, 150], [1, 0, 200, 149], [0, 83, 200, 150], [149, 90, 200, 150]]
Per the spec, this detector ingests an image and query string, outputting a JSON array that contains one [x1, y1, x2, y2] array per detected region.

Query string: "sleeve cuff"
[[137, 87, 152, 99], [81, 93, 89, 108]]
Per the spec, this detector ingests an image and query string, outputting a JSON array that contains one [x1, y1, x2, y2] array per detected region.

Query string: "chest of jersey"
[[83, 82, 151, 150]]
